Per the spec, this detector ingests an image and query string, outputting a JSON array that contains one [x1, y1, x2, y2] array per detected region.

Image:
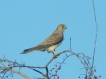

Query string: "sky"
[[0, 0, 106, 79]]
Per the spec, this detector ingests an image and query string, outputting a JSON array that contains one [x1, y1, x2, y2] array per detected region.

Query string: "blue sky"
[[0, 0, 106, 79]]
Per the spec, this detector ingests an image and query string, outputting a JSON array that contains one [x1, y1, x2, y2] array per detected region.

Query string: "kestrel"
[[21, 24, 67, 54]]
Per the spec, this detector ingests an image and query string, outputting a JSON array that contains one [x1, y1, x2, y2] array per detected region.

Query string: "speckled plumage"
[[21, 24, 67, 54]]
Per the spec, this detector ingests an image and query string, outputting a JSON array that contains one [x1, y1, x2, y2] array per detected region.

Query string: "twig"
[[70, 37, 71, 50], [92, 0, 98, 73], [0, 66, 31, 79]]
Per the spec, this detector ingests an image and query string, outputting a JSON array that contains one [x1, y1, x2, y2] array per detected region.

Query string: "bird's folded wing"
[[39, 32, 63, 46]]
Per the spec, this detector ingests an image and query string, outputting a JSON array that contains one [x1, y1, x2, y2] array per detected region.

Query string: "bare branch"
[[92, 0, 98, 67], [0, 50, 91, 79], [0, 66, 31, 79]]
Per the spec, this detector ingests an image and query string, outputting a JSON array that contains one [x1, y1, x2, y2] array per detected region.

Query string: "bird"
[[21, 24, 67, 54]]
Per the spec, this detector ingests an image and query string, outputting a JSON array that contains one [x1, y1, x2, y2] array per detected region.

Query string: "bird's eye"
[[62, 25, 64, 30]]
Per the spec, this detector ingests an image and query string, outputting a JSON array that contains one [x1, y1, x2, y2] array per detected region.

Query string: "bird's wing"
[[38, 32, 63, 47], [31, 32, 63, 51], [21, 32, 63, 54]]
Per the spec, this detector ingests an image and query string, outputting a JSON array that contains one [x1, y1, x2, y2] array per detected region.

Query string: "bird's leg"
[[52, 51, 59, 58], [52, 51, 56, 58], [52, 51, 55, 55]]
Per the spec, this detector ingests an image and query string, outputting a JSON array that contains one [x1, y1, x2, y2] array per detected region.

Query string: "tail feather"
[[21, 45, 47, 54], [21, 47, 36, 54]]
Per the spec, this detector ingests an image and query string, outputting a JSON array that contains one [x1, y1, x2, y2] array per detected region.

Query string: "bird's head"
[[56, 24, 67, 32]]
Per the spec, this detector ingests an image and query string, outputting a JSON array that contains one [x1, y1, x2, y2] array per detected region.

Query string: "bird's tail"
[[21, 47, 36, 54]]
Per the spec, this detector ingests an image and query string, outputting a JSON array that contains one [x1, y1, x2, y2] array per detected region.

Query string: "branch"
[[0, 66, 31, 79], [0, 50, 91, 79], [92, 0, 98, 67]]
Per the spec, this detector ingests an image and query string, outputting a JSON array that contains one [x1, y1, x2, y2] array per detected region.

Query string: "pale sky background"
[[0, 0, 106, 79]]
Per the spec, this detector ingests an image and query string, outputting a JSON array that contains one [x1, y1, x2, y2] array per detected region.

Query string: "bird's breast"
[[47, 44, 59, 53]]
